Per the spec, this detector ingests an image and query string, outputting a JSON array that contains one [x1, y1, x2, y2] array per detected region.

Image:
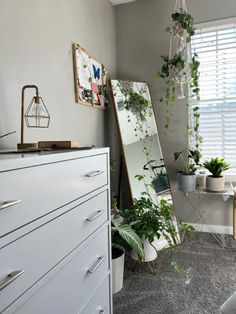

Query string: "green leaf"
[[171, 261, 181, 274], [112, 223, 144, 260], [135, 174, 145, 181], [174, 151, 182, 161]]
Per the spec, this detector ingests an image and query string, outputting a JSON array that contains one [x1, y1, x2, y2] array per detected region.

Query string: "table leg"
[[233, 192, 236, 240]]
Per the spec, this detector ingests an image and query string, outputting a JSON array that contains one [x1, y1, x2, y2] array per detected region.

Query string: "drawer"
[[0, 153, 108, 237], [78, 275, 111, 314], [4, 226, 110, 314], [0, 191, 109, 313]]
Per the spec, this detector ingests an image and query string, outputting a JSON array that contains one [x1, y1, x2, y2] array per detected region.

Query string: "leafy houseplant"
[[169, 9, 195, 42], [118, 195, 179, 262], [203, 157, 230, 192], [111, 220, 144, 294], [174, 149, 201, 192], [143, 160, 170, 193]]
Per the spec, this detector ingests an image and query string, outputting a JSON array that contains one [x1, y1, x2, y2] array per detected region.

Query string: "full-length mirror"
[[109, 79, 171, 201]]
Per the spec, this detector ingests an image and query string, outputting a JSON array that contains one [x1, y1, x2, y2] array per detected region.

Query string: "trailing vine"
[[157, 7, 202, 153]]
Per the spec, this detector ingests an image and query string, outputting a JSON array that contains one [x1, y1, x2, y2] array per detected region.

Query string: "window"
[[191, 18, 236, 167]]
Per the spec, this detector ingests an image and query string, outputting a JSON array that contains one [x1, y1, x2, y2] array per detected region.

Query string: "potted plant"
[[143, 160, 170, 193], [152, 169, 170, 193], [111, 220, 144, 294], [203, 157, 230, 192], [174, 149, 201, 192], [157, 6, 202, 153], [118, 195, 178, 262], [169, 9, 195, 42]]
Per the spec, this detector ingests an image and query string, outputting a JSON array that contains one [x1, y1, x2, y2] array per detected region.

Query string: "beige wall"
[[115, 0, 236, 228], [0, 0, 117, 149]]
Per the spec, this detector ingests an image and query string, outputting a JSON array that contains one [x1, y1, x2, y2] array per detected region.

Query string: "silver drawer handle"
[[0, 200, 21, 211], [0, 270, 24, 291], [88, 256, 105, 274], [85, 170, 104, 177], [86, 210, 104, 222]]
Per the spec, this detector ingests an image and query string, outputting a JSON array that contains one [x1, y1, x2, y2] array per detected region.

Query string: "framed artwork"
[[72, 43, 107, 109]]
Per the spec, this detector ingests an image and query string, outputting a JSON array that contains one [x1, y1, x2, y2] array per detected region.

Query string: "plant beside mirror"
[[143, 159, 170, 193], [203, 157, 230, 192], [117, 195, 179, 262], [111, 214, 144, 294]]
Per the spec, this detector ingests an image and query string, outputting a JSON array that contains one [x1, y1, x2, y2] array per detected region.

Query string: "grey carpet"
[[113, 232, 236, 314]]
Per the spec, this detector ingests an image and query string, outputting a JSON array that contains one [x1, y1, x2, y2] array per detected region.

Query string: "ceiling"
[[110, 0, 137, 6]]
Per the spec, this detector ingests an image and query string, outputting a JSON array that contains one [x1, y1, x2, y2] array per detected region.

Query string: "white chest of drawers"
[[0, 148, 112, 314]]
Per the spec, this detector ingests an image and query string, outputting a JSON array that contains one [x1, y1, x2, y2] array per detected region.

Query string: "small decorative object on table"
[[196, 171, 206, 189], [38, 141, 79, 149], [18, 85, 50, 149]]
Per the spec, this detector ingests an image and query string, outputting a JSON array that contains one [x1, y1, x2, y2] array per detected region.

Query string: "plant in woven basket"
[[157, 3, 202, 155], [167, 8, 195, 42], [157, 53, 201, 147]]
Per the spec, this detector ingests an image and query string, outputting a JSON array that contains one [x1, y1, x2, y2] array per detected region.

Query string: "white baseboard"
[[185, 222, 233, 235]]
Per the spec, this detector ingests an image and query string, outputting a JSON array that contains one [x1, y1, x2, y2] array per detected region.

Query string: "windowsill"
[[224, 169, 236, 183]]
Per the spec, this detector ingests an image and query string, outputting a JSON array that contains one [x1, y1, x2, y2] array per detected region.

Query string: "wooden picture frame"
[[72, 43, 107, 109]]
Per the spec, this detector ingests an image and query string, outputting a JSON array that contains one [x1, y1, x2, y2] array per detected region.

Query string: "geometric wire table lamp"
[[17, 85, 50, 149]]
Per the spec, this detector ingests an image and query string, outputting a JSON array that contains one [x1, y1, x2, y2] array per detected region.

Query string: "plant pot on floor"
[[112, 244, 125, 294], [206, 175, 225, 192], [177, 173, 196, 192], [130, 236, 167, 262]]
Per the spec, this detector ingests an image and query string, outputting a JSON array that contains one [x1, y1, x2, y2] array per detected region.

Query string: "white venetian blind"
[[191, 18, 236, 167]]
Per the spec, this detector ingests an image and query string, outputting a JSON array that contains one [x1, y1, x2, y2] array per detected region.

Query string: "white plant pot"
[[177, 173, 196, 192], [112, 245, 125, 294], [131, 236, 163, 262], [206, 175, 225, 192]]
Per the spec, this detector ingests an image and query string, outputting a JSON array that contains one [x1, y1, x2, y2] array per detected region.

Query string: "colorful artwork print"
[[73, 44, 107, 108]]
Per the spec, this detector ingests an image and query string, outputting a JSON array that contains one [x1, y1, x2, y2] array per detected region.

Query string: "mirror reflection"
[[110, 79, 171, 201]]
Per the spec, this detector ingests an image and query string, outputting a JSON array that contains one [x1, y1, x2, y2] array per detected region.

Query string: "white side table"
[[176, 182, 236, 247]]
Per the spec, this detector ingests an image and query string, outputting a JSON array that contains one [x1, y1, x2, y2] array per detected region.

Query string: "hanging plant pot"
[[206, 176, 225, 192], [170, 64, 190, 84], [172, 20, 188, 39], [112, 244, 125, 294], [177, 173, 196, 192]]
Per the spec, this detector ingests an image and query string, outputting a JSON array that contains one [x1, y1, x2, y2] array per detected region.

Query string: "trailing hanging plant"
[[116, 81, 156, 183], [168, 8, 195, 43], [118, 82, 153, 121], [190, 53, 202, 150], [157, 5, 202, 154], [158, 53, 201, 140]]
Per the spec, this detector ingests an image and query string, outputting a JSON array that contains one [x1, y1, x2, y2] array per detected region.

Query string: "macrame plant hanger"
[[169, 0, 191, 99]]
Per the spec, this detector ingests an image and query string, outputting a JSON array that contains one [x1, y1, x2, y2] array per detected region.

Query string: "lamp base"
[[17, 143, 38, 149]]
